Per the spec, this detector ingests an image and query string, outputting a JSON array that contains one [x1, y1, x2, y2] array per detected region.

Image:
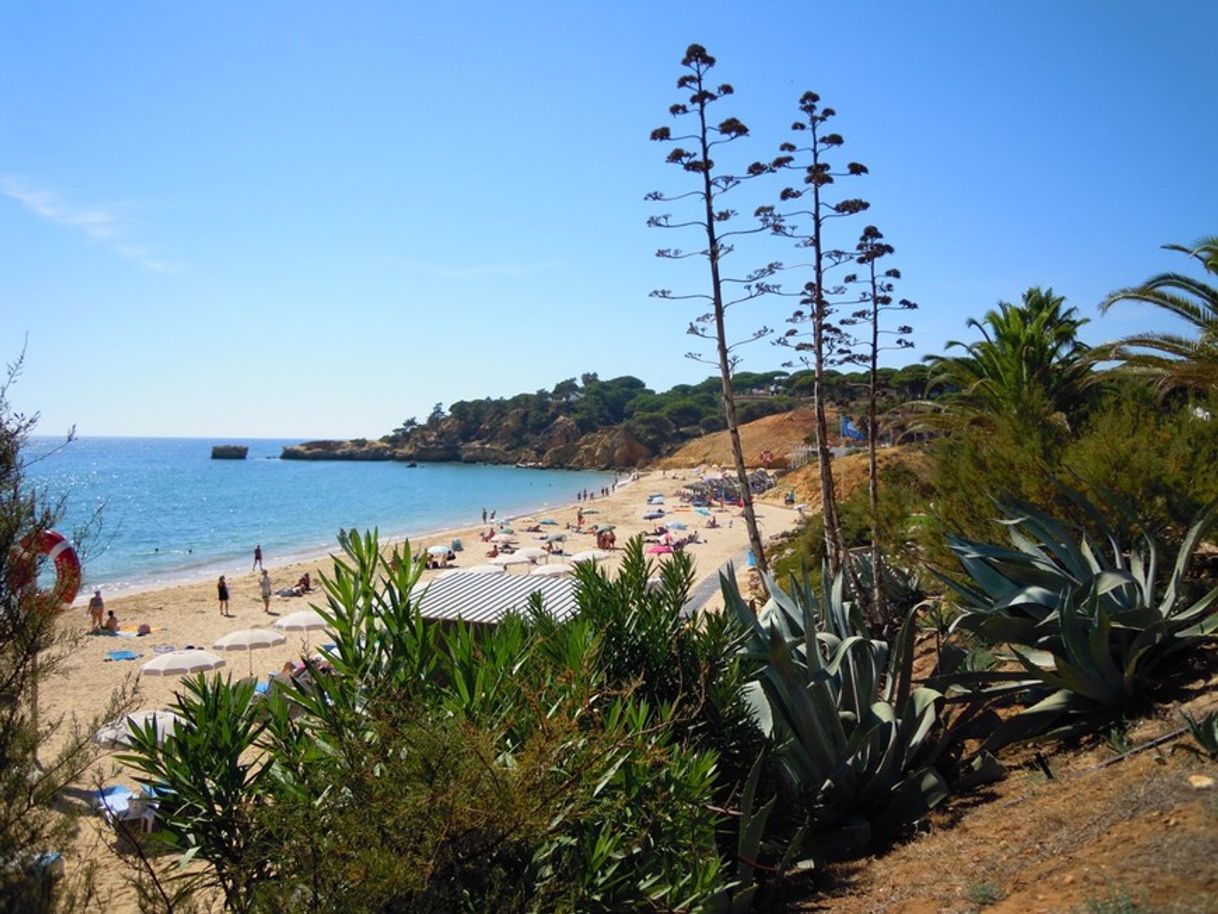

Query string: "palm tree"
[[925, 286, 1091, 427], [1099, 236, 1218, 393]]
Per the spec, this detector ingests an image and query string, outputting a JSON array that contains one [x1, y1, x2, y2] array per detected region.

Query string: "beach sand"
[[41, 468, 802, 910]]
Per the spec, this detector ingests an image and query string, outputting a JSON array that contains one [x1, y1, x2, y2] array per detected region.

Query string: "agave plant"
[[939, 493, 1218, 647], [1181, 709, 1218, 759], [724, 564, 947, 847], [936, 495, 1218, 745]]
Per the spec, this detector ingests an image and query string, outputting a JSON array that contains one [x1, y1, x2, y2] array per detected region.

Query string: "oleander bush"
[[123, 531, 748, 914]]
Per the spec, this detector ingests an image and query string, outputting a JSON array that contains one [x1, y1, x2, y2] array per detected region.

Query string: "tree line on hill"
[[379, 364, 933, 461]]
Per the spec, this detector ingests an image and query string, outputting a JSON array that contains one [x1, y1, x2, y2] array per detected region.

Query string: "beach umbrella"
[[497, 526, 515, 534], [668, 521, 688, 530], [569, 549, 610, 564], [539, 518, 558, 525], [491, 533, 515, 544], [426, 544, 450, 555], [515, 547, 548, 561], [140, 649, 226, 678], [94, 709, 183, 748], [530, 563, 573, 577], [646, 545, 674, 555], [273, 609, 331, 633], [596, 524, 615, 533], [489, 553, 533, 566], [544, 533, 566, 543], [695, 508, 712, 516], [212, 627, 288, 675]]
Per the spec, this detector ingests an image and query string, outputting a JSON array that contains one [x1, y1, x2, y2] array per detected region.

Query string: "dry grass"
[[655, 408, 829, 470]]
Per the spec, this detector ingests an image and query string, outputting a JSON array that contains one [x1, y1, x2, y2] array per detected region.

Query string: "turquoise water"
[[24, 437, 615, 594]]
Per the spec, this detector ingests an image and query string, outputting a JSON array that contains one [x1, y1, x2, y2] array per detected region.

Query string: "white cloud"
[[0, 176, 180, 273]]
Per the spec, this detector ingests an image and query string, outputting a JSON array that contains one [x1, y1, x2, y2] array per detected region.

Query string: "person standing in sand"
[[218, 575, 231, 616], [252, 544, 263, 571], [88, 590, 105, 632], [260, 569, 273, 613]]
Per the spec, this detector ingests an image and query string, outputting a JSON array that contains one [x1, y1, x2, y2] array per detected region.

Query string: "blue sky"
[[3, 1, 1214, 438]]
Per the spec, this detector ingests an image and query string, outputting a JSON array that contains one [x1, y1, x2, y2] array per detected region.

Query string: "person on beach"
[[296, 572, 311, 593], [252, 544, 263, 571], [218, 575, 230, 616], [103, 610, 120, 633], [88, 590, 105, 632], [260, 570, 273, 613], [482, 508, 487, 524]]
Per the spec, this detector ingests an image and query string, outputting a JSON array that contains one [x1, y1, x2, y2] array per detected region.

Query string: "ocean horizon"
[[24, 436, 617, 596]]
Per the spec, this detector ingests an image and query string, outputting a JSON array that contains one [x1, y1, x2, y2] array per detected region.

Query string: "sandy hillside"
[[758, 445, 935, 511], [654, 407, 829, 470]]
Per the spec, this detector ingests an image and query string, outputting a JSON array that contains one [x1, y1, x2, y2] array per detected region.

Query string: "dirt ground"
[[784, 652, 1218, 914]]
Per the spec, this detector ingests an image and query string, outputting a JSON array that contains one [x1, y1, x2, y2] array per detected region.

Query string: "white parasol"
[[212, 627, 288, 675], [140, 649, 226, 678], [272, 609, 331, 633], [94, 709, 183, 748], [530, 563, 574, 577], [489, 553, 534, 567], [569, 549, 611, 564]]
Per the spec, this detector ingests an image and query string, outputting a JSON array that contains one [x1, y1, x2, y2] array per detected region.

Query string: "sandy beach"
[[40, 468, 802, 909], [46, 469, 801, 740], [40, 472, 799, 911]]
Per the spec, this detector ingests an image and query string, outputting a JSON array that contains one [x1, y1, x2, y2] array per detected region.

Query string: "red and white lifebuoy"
[[7, 529, 82, 614]]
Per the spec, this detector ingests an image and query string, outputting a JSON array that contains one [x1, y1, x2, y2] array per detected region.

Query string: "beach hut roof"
[[412, 573, 578, 626]]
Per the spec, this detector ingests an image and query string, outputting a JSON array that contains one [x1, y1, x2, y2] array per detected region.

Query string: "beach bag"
[[137, 623, 152, 636]]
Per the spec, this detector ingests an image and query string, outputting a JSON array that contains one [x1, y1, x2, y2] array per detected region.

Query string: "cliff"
[[279, 424, 653, 470]]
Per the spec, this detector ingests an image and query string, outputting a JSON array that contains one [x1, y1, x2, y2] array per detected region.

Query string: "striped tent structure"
[[413, 572, 578, 626]]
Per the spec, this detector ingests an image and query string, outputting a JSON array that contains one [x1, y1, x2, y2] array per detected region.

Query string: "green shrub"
[[935, 495, 1218, 747], [1063, 385, 1218, 543], [122, 531, 738, 913]]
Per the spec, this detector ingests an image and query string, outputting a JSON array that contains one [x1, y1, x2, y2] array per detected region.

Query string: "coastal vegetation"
[[285, 367, 937, 469], [9, 37, 1218, 914], [102, 222, 1218, 909], [0, 356, 127, 913]]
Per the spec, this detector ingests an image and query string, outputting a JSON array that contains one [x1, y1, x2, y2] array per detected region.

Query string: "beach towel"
[[152, 644, 175, 654], [119, 624, 162, 636], [104, 649, 141, 662]]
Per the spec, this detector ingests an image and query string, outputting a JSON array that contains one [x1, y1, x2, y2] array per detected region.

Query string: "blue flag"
[[840, 415, 865, 442]]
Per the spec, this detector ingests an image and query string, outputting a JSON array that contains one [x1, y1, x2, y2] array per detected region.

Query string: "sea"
[[23, 437, 617, 596]]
